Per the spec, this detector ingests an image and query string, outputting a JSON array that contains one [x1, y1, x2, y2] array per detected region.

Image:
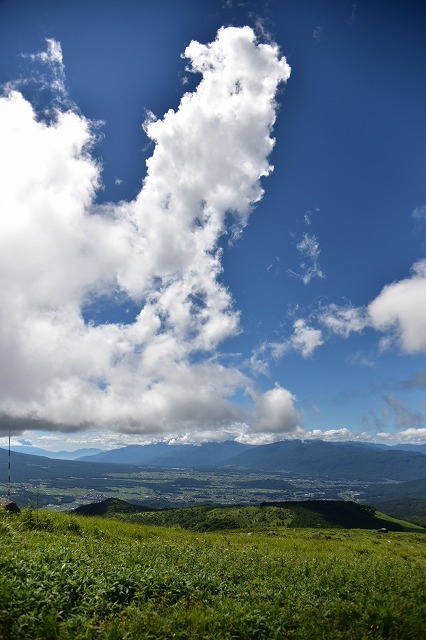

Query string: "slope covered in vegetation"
[[1, 506, 425, 639], [73, 498, 423, 533]]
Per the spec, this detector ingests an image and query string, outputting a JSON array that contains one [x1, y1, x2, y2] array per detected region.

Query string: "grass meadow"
[[0, 507, 425, 639]]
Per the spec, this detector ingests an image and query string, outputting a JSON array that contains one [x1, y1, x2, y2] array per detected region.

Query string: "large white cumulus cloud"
[[0, 27, 300, 437]]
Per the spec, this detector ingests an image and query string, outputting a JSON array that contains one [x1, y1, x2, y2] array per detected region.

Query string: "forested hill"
[[72, 498, 423, 533]]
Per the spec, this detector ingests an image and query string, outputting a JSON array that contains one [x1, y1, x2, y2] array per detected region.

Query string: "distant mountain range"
[[1, 439, 425, 484], [343, 442, 426, 455], [3, 440, 425, 464], [78, 441, 248, 466], [76, 439, 426, 482], [0, 448, 145, 484], [0, 446, 104, 460]]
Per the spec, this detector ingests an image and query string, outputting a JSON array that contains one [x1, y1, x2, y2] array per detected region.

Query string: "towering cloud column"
[[0, 27, 296, 437]]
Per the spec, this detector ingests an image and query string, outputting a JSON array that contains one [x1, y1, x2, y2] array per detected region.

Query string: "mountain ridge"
[[76, 439, 426, 481], [2, 439, 426, 485], [1, 446, 104, 460]]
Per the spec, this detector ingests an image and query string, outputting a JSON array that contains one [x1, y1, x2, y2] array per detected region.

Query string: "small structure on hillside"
[[0, 497, 20, 513]]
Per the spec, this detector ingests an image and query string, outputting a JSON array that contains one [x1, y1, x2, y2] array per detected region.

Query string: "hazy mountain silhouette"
[[77, 439, 426, 481]]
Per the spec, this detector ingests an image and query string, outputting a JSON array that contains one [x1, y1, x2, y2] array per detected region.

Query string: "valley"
[[1, 467, 367, 511], [1, 439, 425, 526]]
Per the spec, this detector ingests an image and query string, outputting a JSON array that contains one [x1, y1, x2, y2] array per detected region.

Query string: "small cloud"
[[376, 427, 426, 444], [5, 38, 71, 122], [412, 204, 426, 222], [288, 233, 325, 285], [269, 340, 289, 360], [249, 344, 270, 376], [261, 318, 323, 362], [319, 303, 368, 337], [346, 351, 375, 367], [310, 403, 323, 418], [378, 335, 394, 352], [296, 234, 322, 274], [383, 395, 425, 430], [291, 258, 426, 357], [303, 207, 319, 226], [27, 38, 67, 99], [306, 427, 355, 442], [32, 38, 63, 66], [347, 3, 357, 26], [254, 17, 273, 44], [399, 372, 426, 390], [363, 396, 425, 433], [290, 319, 323, 357], [313, 25, 324, 43], [266, 256, 280, 275]]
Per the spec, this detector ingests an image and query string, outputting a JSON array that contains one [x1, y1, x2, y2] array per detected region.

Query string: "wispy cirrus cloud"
[[249, 343, 270, 376], [288, 233, 325, 285], [398, 372, 426, 390], [319, 303, 368, 338], [347, 3, 357, 26], [346, 351, 375, 367], [312, 25, 324, 43], [412, 204, 426, 222], [363, 395, 425, 433], [382, 395, 425, 430], [288, 207, 325, 285], [27, 38, 67, 96], [303, 207, 319, 226]]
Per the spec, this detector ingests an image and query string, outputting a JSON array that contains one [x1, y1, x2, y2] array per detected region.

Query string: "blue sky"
[[0, 0, 425, 451]]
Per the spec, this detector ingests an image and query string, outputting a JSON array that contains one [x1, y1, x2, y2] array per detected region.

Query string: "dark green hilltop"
[[71, 497, 422, 533]]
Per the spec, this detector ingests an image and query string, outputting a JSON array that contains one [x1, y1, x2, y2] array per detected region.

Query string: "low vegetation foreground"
[[0, 504, 425, 639]]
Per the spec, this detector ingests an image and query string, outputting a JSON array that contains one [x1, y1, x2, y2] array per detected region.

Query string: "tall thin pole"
[[8, 430, 10, 499]]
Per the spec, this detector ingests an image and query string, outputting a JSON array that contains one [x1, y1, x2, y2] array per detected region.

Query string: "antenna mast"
[[8, 430, 10, 499]]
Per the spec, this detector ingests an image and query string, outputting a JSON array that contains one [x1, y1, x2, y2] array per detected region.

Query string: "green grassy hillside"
[[0, 507, 425, 639], [371, 499, 426, 527], [73, 498, 424, 533], [361, 478, 426, 526]]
